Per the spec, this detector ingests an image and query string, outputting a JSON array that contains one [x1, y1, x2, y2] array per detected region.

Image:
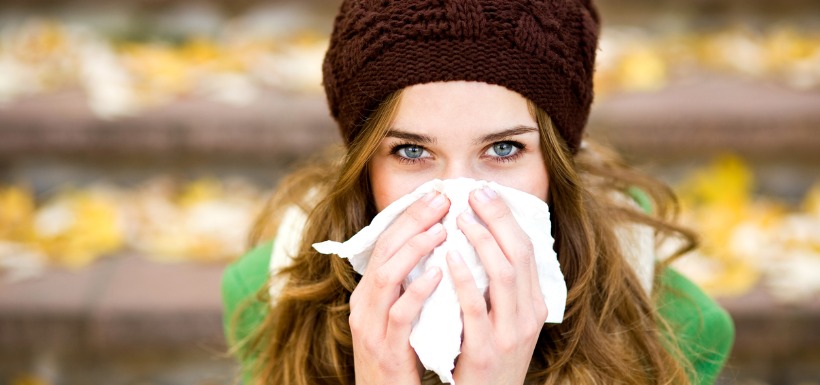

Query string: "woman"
[[222, 1, 734, 384]]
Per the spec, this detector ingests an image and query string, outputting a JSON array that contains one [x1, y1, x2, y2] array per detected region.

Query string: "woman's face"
[[369, 81, 549, 211]]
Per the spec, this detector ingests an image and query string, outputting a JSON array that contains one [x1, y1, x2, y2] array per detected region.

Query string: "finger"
[[456, 212, 516, 326], [470, 187, 534, 310], [447, 251, 492, 339], [529, 248, 548, 323], [369, 191, 450, 269], [368, 222, 446, 312], [385, 267, 442, 350]]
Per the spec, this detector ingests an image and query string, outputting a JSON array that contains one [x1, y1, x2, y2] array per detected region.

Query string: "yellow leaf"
[[177, 178, 224, 207], [10, 374, 51, 385], [0, 186, 36, 241], [803, 183, 820, 217], [677, 154, 753, 211], [34, 190, 124, 268], [701, 261, 761, 298], [616, 47, 667, 92]]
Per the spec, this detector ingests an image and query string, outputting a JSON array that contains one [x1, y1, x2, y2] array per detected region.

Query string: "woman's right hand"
[[349, 191, 450, 385]]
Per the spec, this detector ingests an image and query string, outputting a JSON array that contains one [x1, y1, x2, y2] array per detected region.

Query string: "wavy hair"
[[229, 89, 697, 385]]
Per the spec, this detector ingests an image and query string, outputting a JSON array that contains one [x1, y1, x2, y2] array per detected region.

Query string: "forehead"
[[391, 81, 537, 134]]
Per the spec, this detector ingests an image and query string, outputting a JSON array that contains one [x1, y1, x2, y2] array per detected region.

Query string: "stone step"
[[2, 255, 820, 384], [1, 78, 818, 162]]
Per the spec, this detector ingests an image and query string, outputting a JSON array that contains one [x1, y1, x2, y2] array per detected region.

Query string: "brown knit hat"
[[322, 0, 600, 153]]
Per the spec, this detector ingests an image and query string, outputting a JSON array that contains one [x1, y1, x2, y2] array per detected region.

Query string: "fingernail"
[[430, 193, 447, 209], [460, 211, 478, 224], [422, 191, 436, 202], [427, 223, 443, 234], [425, 267, 441, 279], [448, 251, 464, 265], [475, 187, 497, 203]]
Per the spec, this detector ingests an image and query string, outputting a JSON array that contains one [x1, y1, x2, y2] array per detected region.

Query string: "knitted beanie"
[[322, 0, 600, 153]]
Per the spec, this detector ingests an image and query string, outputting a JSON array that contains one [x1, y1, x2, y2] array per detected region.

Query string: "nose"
[[440, 161, 478, 181]]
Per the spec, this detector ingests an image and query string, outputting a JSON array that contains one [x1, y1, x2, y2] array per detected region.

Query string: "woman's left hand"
[[447, 186, 549, 385]]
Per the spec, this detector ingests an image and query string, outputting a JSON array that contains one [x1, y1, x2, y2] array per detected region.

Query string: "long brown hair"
[[230, 89, 697, 385]]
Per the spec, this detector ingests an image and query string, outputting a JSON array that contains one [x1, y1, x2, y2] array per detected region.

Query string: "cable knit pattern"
[[322, 0, 600, 153]]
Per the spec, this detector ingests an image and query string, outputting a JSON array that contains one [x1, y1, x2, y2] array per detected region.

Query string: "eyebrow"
[[386, 125, 538, 145], [385, 129, 436, 144], [474, 125, 539, 145]]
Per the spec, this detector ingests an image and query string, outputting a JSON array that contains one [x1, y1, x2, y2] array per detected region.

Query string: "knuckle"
[[464, 297, 487, 316], [522, 322, 541, 340], [372, 269, 395, 288], [405, 234, 428, 251], [363, 335, 381, 351], [494, 265, 516, 286], [534, 300, 548, 320], [496, 336, 517, 353], [403, 282, 425, 301], [474, 229, 495, 246], [349, 313, 363, 332], [388, 306, 410, 326], [349, 295, 359, 310], [513, 241, 535, 262], [349, 287, 362, 307], [405, 203, 428, 225], [452, 265, 472, 283], [370, 241, 391, 261], [485, 201, 509, 221]]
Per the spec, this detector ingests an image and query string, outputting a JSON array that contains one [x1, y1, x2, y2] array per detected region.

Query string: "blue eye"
[[492, 142, 515, 157], [483, 141, 525, 163], [390, 143, 430, 164], [401, 145, 424, 159]]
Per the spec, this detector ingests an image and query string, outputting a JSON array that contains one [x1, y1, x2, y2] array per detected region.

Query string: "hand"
[[447, 187, 549, 385], [349, 192, 450, 385]]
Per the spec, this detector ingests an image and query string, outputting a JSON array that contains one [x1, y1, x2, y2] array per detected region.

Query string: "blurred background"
[[0, 0, 818, 384]]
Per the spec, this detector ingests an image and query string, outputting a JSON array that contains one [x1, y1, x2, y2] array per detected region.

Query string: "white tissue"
[[313, 178, 566, 384]]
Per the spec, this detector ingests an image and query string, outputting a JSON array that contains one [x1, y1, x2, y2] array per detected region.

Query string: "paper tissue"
[[313, 178, 566, 383]]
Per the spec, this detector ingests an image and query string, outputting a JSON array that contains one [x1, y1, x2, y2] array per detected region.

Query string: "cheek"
[[535, 172, 549, 201], [491, 159, 549, 201], [370, 180, 400, 213], [518, 171, 549, 202], [369, 160, 420, 212], [525, 150, 549, 201], [529, 160, 549, 201]]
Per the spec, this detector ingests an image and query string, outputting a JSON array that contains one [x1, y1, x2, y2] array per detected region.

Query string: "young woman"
[[222, 1, 734, 384]]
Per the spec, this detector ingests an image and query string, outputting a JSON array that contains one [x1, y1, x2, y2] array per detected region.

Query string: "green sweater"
[[221, 241, 734, 384]]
